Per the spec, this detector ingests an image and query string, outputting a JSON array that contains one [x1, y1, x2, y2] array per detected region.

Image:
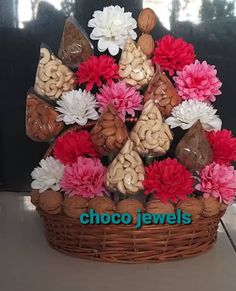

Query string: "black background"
[[0, 0, 235, 191]]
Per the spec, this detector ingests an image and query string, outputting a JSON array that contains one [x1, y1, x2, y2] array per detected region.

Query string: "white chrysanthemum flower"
[[56, 89, 99, 126], [166, 100, 222, 131], [31, 157, 64, 193], [88, 5, 137, 56]]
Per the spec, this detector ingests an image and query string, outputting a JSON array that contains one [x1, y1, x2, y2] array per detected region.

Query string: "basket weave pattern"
[[39, 209, 224, 263]]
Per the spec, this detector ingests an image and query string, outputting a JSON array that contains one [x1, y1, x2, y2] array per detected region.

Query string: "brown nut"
[[39, 190, 63, 214], [63, 196, 88, 218], [146, 199, 175, 215], [138, 8, 157, 33], [88, 197, 115, 215], [137, 34, 155, 57], [177, 197, 203, 221], [30, 189, 40, 207], [201, 197, 221, 217], [117, 199, 144, 224]]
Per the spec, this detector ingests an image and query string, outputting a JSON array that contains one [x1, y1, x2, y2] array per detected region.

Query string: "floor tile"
[[221, 204, 236, 247]]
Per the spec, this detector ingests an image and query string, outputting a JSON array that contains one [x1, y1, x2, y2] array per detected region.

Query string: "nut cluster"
[[39, 190, 63, 215], [117, 199, 144, 224], [119, 38, 155, 90], [91, 105, 128, 155], [26, 93, 64, 142], [144, 65, 181, 117], [130, 100, 173, 157], [107, 139, 145, 195], [63, 196, 88, 218], [88, 197, 116, 215], [177, 197, 203, 221], [34, 47, 75, 100]]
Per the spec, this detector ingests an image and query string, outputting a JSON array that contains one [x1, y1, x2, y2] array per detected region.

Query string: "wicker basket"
[[38, 209, 224, 263], [38, 121, 224, 263]]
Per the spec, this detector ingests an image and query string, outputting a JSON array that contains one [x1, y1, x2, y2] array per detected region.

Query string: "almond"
[[137, 33, 155, 57], [138, 8, 157, 33]]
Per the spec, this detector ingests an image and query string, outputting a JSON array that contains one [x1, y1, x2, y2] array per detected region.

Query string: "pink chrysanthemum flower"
[[96, 81, 143, 121], [196, 162, 236, 205], [60, 157, 106, 198], [174, 60, 222, 103]]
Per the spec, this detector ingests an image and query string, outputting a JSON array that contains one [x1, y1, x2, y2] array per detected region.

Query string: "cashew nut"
[[45, 65, 58, 77], [138, 173, 145, 181], [124, 174, 138, 193], [130, 131, 140, 145], [119, 65, 132, 78], [123, 161, 131, 168], [131, 57, 143, 67], [142, 100, 154, 115], [130, 151, 142, 165], [153, 146, 166, 155], [135, 165, 145, 174], [145, 131, 157, 146], [40, 48, 50, 64], [163, 123, 173, 140], [120, 139, 133, 155], [130, 71, 145, 81], [142, 140, 157, 150], [124, 168, 138, 184], [55, 89, 62, 99], [45, 79, 56, 93], [138, 125, 150, 140], [110, 161, 123, 177], [118, 155, 125, 164], [38, 68, 50, 82], [124, 154, 137, 168], [117, 181, 126, 194], [56, 72, 65, 88], [124, 78, 138, 86]]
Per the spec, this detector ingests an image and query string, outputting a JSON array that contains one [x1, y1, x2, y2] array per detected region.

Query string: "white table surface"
[[0, 192, 236, 291]]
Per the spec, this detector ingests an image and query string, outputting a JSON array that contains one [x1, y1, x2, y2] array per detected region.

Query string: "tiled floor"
[[0, 192, 236, 291]]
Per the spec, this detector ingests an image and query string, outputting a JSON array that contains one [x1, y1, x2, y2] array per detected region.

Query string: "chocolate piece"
[[175, 120, 213, 171], [58, 17, 93, 69]]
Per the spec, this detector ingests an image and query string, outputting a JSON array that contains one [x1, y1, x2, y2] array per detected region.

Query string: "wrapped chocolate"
[[175, 120, 213, 171], [63, 196, 88, 218], [88, 197, 115, 215], [90, 104, 128, 156], [58, 17, 93, 69], [106, 139, 145, 195], [34, 44, 75, 100], [130, 99, 173, 157], [39, 190, 63, 215], [117, 199, 144, 224], [26, 92, 64, 142], [144, 65, 182, 117], [118, 38, 155, 90]]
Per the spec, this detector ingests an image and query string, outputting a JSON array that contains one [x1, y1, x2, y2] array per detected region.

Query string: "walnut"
[[63, 196, 88, 218], [177, 197, 203, 221], [117, 199, 144, 224], [30, 189, 40, 207], [137, 33, 155, 57], [138, 8, 157, 33], [88, 197, 115, 215], [220, 203, 228, 212], [39, 190, 63, 215], [201, 197, 221, 217], [146, 199, 175, 214]]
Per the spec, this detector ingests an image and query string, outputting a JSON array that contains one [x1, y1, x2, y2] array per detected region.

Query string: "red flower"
[[143, 158, 194, 203], [206, 129, 236, 165], [53, 130, 99, 165], [153, 35, 195, 76], [76, 55, 119, 91]]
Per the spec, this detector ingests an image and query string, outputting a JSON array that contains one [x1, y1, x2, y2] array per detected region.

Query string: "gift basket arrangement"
[[28, 6, 236, 263]]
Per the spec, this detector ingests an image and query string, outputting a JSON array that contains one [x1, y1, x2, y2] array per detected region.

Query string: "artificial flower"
[[206, 129, 236, 165], [152, 34, 195, 76], [196, 162, 236, 205], [31, 156, 64, 193], [60, 157, 106, 198], [174, 60, 222, 102], [53, 130, 99, 165], [165, 100, 222, 131], [76, 55, 119, 91], [88, 5, 137, 56], [56, 89, 99, 126], [96, 81, 143, 121], [143, 158, 194, 203]]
